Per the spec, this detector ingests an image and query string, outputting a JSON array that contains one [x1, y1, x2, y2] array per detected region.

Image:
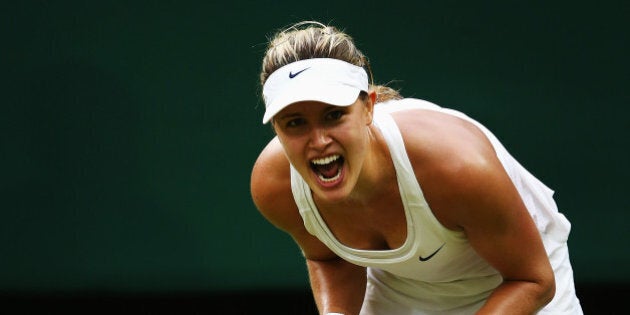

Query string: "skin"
[[250, 91, 555, 315]]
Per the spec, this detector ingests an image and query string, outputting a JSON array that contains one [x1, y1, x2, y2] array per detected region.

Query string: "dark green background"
[[2, 0, 628, 295]]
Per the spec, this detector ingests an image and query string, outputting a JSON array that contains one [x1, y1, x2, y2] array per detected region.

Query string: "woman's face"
[[273, 95, 374, 203]]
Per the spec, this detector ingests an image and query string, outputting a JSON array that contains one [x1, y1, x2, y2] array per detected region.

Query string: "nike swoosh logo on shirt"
[[419, 243, 445, 262], [289, 67, 309, 78]]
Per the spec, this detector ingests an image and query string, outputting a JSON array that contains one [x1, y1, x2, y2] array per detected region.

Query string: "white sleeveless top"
[[290, 98, 582, 314]]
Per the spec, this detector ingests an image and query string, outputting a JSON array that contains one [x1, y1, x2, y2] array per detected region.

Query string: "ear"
[[364, 91, 376, 125]]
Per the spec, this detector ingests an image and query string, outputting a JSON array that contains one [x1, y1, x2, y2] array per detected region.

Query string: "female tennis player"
[[250, 21, 583, 314]]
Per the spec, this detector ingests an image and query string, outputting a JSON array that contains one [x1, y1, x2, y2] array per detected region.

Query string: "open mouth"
[[310, 154, 344, 183]]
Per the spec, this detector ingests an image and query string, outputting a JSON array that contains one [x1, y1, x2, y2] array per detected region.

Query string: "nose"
[[308, 126, 332, 150]]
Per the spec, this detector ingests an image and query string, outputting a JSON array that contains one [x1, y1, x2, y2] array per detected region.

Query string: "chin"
[[312, 189, 350, 204]]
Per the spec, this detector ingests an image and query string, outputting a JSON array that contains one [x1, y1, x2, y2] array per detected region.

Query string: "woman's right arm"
[[307, 257, 367, 315], [250, 138, 366, 315]]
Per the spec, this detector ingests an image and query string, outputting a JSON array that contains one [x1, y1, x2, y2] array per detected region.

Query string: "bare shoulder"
[[250, 137, 297, 232], [389, 109, 509, 230], [390, 109, 496, 168], [250, 137, 337, 260]]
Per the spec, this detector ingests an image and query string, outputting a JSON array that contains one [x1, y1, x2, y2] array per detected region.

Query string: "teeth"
[[311, 154, 340, 165]]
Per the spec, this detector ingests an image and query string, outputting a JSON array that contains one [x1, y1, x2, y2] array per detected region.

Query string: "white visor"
[[262, 58, 369, 124]]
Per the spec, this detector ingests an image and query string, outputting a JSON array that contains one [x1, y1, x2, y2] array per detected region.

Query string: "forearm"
[[476, 279, 555, 314], [307, 257, 367, 315]]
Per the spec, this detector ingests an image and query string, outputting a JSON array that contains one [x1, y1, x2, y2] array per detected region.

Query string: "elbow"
[[538, 272, 556, 307], [533, 257, 557, 307]]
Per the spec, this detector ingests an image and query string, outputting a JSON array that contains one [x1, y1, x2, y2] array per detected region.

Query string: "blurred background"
[[1, 1, 627, 313]]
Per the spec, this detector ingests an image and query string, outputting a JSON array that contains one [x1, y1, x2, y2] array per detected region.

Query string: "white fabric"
[[290, 98, 583, 314], [262, 58, 368, 123]]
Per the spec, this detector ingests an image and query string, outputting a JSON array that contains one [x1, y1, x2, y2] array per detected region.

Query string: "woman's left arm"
[[398, 110, 556, 314], [445, 153, 556, 314]]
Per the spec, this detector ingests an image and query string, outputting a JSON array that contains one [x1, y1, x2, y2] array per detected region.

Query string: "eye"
[[286, 118, 306, 128], [325, 110, 345, 121]]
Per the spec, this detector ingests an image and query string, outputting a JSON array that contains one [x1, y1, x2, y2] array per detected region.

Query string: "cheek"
[[277, 136, 307, 165], [337, 125, 368, 155]]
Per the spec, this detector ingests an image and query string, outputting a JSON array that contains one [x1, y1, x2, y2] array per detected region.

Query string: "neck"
[[347, 124, 397, 206]]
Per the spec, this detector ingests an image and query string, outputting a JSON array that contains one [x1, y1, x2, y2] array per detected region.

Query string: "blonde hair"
[[260, 21, 402, 103]]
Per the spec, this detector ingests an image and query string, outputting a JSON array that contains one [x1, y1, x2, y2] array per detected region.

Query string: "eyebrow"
[[276, 104, 345, 121], [275, 112, 301, 122]]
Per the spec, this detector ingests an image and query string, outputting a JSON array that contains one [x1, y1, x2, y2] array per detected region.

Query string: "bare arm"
[[452, 159, 555, 314], [250, 138, 366, 315], [398, 111, 555, 314], [307, 257, 366, 315]]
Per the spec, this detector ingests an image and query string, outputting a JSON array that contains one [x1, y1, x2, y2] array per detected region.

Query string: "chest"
[[316, 187, 409, 251]]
